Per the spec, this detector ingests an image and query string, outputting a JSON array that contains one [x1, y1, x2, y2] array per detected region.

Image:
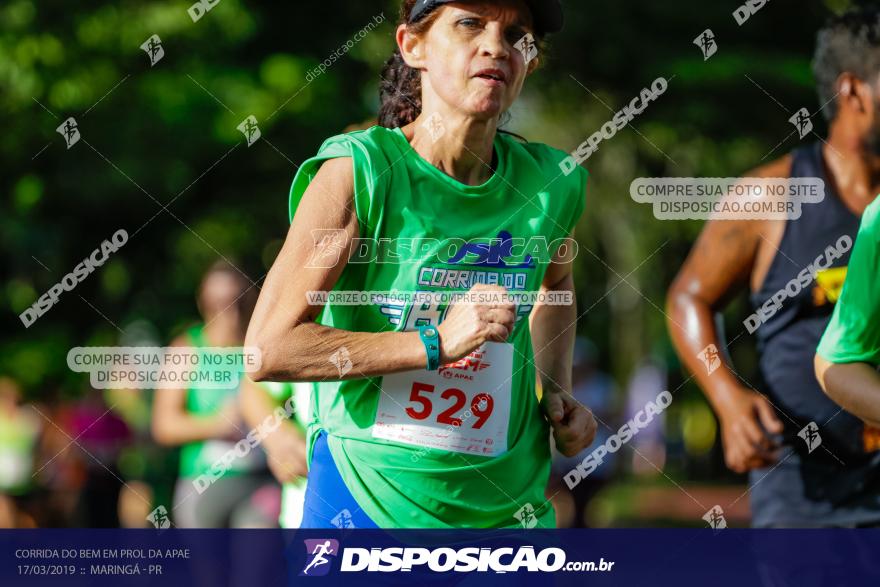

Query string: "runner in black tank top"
[[748, 143, 880, 527], [668, 7, 880, 528]]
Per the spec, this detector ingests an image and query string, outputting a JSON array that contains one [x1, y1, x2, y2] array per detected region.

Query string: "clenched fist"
[[437, 284, 516, 363]]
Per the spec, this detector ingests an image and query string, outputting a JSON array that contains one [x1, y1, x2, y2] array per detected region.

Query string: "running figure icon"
[[302, 540, 336, 575]]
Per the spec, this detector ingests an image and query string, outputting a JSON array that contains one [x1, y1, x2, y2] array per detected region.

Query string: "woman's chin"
[[465, 100, 506, 121]]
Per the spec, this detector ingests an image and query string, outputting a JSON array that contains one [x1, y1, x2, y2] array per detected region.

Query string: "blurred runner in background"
[[152, 260, 278, 528], [240, 378, 310, 528], [0, 377, 41, 528], [64, 389, 130, 527], [668, 7, 880, 527]]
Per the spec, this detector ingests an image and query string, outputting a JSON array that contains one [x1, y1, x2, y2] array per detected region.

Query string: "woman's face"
[[198, 271, 244, 319], [405, 0, 537, 120]]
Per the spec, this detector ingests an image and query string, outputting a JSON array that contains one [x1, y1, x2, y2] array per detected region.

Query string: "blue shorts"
[[300, 430, 378, 529]]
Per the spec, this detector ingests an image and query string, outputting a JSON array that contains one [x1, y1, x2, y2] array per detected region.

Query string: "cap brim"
[[411, 0, 564, 35], [528, 0, 564, 35]]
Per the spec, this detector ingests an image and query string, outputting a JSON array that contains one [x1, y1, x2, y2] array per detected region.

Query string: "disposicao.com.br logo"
[[299, 540, 614, 575]]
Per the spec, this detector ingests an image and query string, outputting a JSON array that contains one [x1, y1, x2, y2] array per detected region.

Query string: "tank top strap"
[[751, 142, 860, 343]]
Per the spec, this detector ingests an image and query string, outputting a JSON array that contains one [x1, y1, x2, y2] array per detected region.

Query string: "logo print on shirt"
[[446, 231, 535, 268], [812, 266, 847, 307], [439, 348, 491, 380], [864, 426, 880, 453]]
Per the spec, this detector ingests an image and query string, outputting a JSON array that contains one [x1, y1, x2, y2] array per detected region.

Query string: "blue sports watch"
[[418, 324, 441, 371]]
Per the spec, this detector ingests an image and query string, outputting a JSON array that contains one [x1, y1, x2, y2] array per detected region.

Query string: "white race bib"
[[373, 342, 513, 456]]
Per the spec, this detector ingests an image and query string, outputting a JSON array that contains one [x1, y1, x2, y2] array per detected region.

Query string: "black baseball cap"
[[408, 0, 564, 36]]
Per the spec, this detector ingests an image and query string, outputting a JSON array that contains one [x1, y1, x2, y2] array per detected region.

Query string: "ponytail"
[[378, 0, 432, 128], [378, 47, 423, 128]]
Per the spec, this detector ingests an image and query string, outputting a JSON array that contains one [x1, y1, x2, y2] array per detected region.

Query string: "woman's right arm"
[[246, 156, 514, 383], [246, 156, 426, 382]]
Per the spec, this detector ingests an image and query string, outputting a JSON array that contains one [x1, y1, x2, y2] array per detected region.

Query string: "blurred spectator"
[[0, 377, 41, 528], [108, 320, 180, 528], [61, 390, 131, 527], [625, 356, 669, 476]]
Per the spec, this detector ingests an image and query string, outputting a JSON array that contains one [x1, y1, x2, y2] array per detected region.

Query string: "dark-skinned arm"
[[666, 166, 790, 473]]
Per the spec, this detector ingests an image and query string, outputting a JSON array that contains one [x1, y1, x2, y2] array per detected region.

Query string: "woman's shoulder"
[[308, 125, 402, 176], [499, 133, 588, 181], [317, 124, 398, 153]]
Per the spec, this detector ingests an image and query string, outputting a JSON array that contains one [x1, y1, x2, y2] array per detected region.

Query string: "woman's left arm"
[[815, 356, 880, 428], [814, 202, 880, 427], [530, 230, 597, 457]]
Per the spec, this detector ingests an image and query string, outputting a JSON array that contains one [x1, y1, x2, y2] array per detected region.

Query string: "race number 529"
[[373, 342, 513, 456], [404, 381, 494, 428]]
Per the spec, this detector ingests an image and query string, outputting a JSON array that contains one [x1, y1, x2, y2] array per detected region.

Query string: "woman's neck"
[[403, 112, 499, 185]]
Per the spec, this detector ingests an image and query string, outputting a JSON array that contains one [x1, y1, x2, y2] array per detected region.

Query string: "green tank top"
[[289, 125, 588, 528], [177, 325, 263, 479]]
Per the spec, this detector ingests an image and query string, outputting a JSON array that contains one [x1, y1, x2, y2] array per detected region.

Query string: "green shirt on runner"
[[289, 125, 588, 528], [177, 324, 263, 480], [818, 197, 880, 365]]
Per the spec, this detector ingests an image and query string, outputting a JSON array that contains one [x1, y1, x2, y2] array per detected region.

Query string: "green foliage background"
[[0, 0, 855, 410]]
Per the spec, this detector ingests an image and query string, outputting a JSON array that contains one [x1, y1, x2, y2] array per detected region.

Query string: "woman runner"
[[153, 262, 277, 528], [247, 0, 596, 528]]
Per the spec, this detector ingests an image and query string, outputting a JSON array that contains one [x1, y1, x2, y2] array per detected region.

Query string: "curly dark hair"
[[378, 0, 548, 129], [813, 5, 880, 121]]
